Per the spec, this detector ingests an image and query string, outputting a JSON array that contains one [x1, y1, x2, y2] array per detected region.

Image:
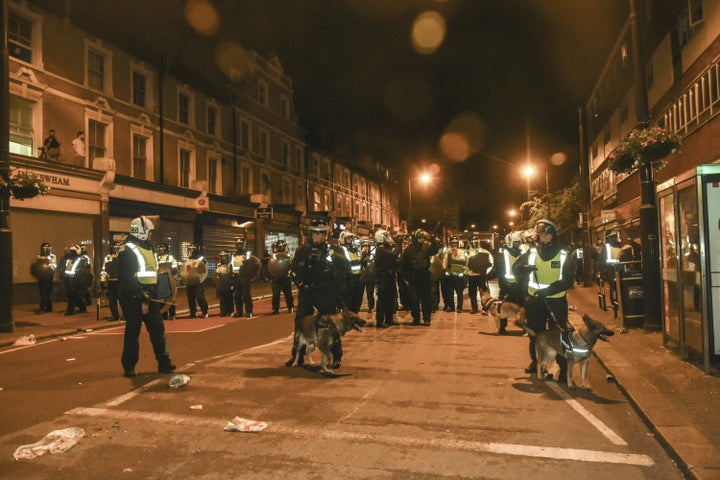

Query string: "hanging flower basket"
[[608, 126, 681, 174], [0, 169, 50, 201]]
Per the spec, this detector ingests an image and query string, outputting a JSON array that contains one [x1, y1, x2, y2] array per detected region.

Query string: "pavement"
[[1, 281, 720, 480]]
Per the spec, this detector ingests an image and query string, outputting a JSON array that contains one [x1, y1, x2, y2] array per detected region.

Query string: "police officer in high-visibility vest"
[[31, 242, 57, 313], [601, 230, 623, 314], [101, 242, 122, 321], [117, 216, 175, 378], [513, 219, 574, 383], [61, 244, 88, 315], [338, 230, 364, 313], [442, 236, 467, 312], [496, 231, 525, 306], [466, 236, 495, 314]]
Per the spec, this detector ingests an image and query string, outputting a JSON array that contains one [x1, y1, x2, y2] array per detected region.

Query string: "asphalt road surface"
[[0, 296, 685, 479]]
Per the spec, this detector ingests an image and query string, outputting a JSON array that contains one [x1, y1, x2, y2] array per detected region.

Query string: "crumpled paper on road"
[[13, 427, 85, 460], [13, 335, 37, 346], [224, 416, 268, 432]]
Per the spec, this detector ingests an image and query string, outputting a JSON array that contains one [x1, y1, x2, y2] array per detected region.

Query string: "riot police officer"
[[101, 242, 122, 321], [513, 219, 573, 382], [215, 250, 234, 317], [156, 243, 178, 320], [373, 229, 399, 328], [467, 236, 495, 314], [401, 229, 441, 326], [496, 231, 525, 306], [31, 242, 57, 313], [442, 236, 467, 312], [182, 243, 209, 318], [338, 230, 364, 313], [117, 216, 175, 377], [231, 237, 255, 318], [61, 244, 88, 315], [269, 240, 295, 314], [286, 218, 343, 368]]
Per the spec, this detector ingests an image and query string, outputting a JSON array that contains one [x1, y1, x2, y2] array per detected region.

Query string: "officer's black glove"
[[535, 288, 550, 298]]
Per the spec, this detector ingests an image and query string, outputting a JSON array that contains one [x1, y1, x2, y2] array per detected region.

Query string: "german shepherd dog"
[[516, 314, 614, 390], [481, 291, 526, 335], [292, 310, 367, 373]]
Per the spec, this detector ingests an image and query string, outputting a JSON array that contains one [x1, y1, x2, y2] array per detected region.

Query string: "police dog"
[[480, 291, 525, 335], [516, 314, 614, 390], [292, 310, 366, 373]]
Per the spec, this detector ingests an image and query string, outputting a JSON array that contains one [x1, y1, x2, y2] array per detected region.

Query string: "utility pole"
[[0, 0, 15, 332], [629, 0, 661, 330]]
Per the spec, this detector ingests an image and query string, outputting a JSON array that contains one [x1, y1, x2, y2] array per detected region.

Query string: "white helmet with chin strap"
[[129, 216, 154, 241]]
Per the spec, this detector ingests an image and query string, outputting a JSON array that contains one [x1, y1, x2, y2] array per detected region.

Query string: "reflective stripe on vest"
[[503, 249, 520, 283], [126, 242, 158, 285], [527, 247, 568, 298], [65, 257, 82, 277], [342, 246, 362, 274], [605, 244, 621, 264]]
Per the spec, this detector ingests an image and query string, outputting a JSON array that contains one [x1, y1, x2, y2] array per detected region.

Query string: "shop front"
[[657, 164, 720, 372]]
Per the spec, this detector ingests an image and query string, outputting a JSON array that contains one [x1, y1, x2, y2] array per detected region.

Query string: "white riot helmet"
[[505, 231, 523, 248], [129, 216, 154, 241], [375, 228, 393, 245], [339, 230, 356, 246]]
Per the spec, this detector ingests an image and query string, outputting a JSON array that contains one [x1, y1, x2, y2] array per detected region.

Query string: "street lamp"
[[408, 172, 431, 231]]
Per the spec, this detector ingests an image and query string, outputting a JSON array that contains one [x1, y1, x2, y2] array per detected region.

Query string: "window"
[[88, 120, 106, 163], [132, 134, 147, 180], [258, 128, 268, 157], [689, 0, 704, 26], [258, 80, 268, 106], [207, 106, 217, 136], [645, 61, 654, 90], [297, 182, 304, 205], [240, 120, 250, 150], [293, 146, 303, 171], [88, 49, 106, 91], [179, 149, 192, 188], [179, 93, 190, 125], [208, 157, 220, 194], [283, 178, 292, 204], [132, 71, 146, 107], [9, 95, 33, 156], [280, 95, 290, 119], [603, 126, 611, 145], [619, 98, 628, 123], [9, 12, 32, 63], [282, 140, 291, 167], [241, 165, 251, 194], [311, 153, 320, 177]]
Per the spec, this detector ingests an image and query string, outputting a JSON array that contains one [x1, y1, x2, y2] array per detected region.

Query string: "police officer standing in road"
[[156, 243, 179, 320], [182, 243, 209, 318], [497, 231, 525, 306], [286, 218, 344, 368], [231, 237, 255, 318], [269, 240, 295, 315], [513, 219, 573, 382], [117, 216, 175, 377], [373, 228, 399, 328], [31, 242, 57, 314], [215, 249, 235, 317], [101, 242, 122, 321], [467, 237, 495, 314], [442, 236, 467, 312], [60, 244, 87, 315], [401, 229, 441, 326], [338, 229, 364, 313]]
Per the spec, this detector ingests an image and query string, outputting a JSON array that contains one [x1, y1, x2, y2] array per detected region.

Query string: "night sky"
[[59, 0, 630, 228]]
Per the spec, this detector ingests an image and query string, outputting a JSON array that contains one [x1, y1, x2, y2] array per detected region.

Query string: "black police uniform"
[[401, 235, 441, 325]]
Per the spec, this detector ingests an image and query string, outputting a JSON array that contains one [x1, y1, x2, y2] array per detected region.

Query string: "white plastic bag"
[[168, 374, 191, 388], [13, 335, 37, 346], [224, 416, 268, 433], [13, 427, 85, 460]]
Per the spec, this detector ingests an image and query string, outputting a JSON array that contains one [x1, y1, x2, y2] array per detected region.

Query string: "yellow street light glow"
[[185, 0, 220, 36], [419, 173, 431, 184], [523, 165, 535, 178]]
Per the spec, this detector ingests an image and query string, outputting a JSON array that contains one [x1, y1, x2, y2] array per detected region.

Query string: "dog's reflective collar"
[[481, 296, 496, 311]]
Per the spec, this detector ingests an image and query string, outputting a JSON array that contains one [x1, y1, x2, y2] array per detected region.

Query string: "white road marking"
[[66, 407, 654, 466], [0, 338, 60, 354], [105, 378, 166, 407], [337, 388, 377, 423], [547, 380, 627, 446], [249, 335, 293, 350]]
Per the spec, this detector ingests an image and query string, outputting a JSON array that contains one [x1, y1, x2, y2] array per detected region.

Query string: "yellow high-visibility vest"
[[527, 247, 568, 298], [125, 243, 158, 285]]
